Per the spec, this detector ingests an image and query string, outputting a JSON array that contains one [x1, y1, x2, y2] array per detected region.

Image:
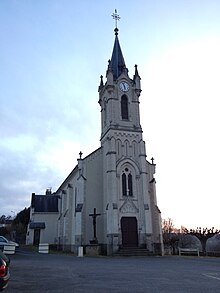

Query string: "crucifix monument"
[[89, 208, 101, 244]]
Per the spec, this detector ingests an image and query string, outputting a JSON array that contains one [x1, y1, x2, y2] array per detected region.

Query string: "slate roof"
[[110, 28, 126, 80], [31, 194, 59, 213]]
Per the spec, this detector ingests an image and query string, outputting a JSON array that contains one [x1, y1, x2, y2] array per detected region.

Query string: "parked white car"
[[0, 236, 19, 248]]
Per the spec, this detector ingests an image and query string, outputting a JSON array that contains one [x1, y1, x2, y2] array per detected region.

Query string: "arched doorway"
[[121, 217, 138, 247]]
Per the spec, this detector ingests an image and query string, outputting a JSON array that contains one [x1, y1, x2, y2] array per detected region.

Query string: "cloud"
[[0, 143, 59, 214], [0, 82, 100, 216]]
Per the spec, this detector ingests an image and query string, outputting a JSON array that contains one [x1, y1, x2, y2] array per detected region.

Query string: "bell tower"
[[98, 28, 142, 140], [98, 15, 163, 255]]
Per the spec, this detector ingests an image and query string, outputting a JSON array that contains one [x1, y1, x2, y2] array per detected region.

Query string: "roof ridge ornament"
[[112, 9, 120, 33]]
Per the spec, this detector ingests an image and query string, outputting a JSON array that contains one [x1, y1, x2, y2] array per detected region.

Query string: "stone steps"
[[115, 247, 153, 256]]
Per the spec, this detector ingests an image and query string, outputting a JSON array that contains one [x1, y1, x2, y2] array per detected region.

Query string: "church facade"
[[26, 27, 163, 256]]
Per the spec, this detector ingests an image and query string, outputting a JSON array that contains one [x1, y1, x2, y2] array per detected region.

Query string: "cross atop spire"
[[111, 9, 120, 29]]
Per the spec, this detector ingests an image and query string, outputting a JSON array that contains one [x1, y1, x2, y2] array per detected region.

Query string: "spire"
[[109, 10, 127, 80], [133, 64, 141, 91], [109, 28, 127, 80], [99, 75, 104, 90], [134, 64, 140, 77]]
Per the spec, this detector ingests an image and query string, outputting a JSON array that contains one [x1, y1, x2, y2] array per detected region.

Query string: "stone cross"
[[89, 208, 101, 241]]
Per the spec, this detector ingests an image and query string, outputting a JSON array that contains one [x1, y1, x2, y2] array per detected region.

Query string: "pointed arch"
[[116, 139, 122, 158], [125, 139, 130, 157], [121, 95, 128, 120], [132, 140, 138, 157], [104, 99, 107, 126], [117, 158, 140, 176], [117, 159, 140, 198], [121, 169, 133, 197], [122, 173, 127, 196], [128, 173, 133, 196]]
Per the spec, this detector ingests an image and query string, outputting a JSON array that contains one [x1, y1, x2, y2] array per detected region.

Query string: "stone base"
[[106, 234, 119, 256], [86, 244, 101, 256], [154, 243, 163, 255]]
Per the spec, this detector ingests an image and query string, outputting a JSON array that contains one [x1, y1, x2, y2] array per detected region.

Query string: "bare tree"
[[162, 218, 174, 234], [162, 218, 179, 254]]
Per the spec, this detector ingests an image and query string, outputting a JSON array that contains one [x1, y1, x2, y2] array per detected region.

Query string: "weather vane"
[[112, 9, 120, 28]]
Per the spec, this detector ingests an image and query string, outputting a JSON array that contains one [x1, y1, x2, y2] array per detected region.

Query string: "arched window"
[[128, 173, 133, 196], [121, 95, 128, 120], [122, 173, 127, 196], [121, 169, 133, 196]]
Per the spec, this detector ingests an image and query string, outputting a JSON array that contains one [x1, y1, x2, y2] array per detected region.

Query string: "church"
[[26, 21, 164, 256]]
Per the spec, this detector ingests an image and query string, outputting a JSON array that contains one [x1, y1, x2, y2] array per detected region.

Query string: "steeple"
[[109, 28, 127, 80]]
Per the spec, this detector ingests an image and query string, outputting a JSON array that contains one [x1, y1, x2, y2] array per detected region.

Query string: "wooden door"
[[121, 217, 138, 247], [33, 229, 40, 246]]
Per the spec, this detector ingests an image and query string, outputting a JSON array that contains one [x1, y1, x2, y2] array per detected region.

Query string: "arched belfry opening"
[[121, 95, 129, 120]]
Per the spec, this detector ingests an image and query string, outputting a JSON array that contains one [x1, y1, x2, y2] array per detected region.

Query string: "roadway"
[[5, 247, 220, 292]]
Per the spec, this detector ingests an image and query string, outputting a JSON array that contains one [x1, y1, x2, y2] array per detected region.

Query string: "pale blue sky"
[[1, 0, 220, 229]]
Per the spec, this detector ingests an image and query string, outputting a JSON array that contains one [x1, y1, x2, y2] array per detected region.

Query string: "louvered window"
[[121, 95, 128, 120]]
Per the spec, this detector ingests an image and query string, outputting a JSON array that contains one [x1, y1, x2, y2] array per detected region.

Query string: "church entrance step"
[[114, 247, 153, 256]]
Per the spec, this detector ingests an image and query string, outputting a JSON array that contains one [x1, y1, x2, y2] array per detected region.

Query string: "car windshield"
[[0, 236, 8, 243]]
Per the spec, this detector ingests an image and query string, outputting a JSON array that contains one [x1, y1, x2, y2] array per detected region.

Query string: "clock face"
[[119, 81, 130, 92]]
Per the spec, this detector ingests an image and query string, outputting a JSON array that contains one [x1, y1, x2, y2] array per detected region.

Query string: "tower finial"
[[111, 9, 120, 29]]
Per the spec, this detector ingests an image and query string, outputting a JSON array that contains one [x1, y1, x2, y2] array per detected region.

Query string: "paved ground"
[[5, 248, 220, 292]]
